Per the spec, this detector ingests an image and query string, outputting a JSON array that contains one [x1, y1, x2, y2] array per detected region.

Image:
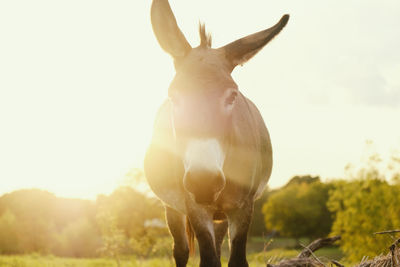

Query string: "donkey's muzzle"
[[183, 169, 225, 205]]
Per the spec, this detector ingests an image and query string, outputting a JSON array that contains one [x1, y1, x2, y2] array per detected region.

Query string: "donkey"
[[144, 1, 289, 266]]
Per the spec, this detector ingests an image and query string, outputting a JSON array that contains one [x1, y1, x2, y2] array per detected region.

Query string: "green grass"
[[0, 248, 344, 267], [0, 237, 345, 266], [0, 254, 267, 267], [0, 255, 169, 267]]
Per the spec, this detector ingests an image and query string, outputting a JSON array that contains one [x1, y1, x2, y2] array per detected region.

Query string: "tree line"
[[262, 149, 400, 261], [0, 186, 167, 258], [0, 147, 399, 261]]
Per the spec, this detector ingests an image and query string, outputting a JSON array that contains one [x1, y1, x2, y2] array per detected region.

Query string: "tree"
[[327, 149, 400, 262], [54, 218, 100, 257], [96, 186, 165, 239], [0, 189, 59, 253], [284, 175, 320, 187], [96, 186, 168, 258], [97, 210, 127, 266], [262, 177, 333, 240], [0, 184, 167, 258], [0, 209, 19, 254], [0, 189, 100, 256]]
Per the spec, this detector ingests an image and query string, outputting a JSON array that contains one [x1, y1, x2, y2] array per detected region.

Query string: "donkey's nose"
[[183, 169, 225, 205]]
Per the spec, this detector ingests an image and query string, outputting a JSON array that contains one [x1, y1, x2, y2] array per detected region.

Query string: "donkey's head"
[[151, 0, 288, 205]]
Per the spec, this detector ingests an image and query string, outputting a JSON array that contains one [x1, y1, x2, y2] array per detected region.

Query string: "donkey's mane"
[[199, 23, 212, 48]]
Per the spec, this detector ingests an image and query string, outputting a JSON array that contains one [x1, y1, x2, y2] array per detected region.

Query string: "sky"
[[0, 0, 399, 199]]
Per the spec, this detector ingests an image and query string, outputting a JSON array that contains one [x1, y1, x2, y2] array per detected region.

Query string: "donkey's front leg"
[[186, 202, 220, 267], [227, 201, 254, 267], [214, 220, 228, 259], [166, 206, 189, 267]]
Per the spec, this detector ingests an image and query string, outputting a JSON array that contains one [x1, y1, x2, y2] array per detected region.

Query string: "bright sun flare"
[[0, 0, 399, 199]]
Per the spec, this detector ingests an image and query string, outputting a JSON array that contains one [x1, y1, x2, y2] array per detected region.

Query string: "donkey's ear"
[[151, 0, 192, 59], [219, 14, 289, 70]]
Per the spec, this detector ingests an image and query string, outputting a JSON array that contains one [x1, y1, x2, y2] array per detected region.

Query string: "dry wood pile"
[[266, 236, 342, 267], [266, 232, 400, 267], [355, 230, 400, 267]]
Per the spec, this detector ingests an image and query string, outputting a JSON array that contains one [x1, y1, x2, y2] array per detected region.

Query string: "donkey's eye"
[[225, 91, 238, 106]]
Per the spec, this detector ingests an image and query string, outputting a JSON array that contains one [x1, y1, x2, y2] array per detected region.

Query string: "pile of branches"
[[355, 230, 400, 267], [266, 230, 400, 267], [266, 235, 343, 267]]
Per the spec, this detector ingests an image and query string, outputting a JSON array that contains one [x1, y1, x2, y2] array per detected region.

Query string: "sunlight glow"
[[0, 0, 399, 199]]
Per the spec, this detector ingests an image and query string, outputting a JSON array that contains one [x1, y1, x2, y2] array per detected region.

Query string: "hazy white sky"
[[0, 0, 399, 199]]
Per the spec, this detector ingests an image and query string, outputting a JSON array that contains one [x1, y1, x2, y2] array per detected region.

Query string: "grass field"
[[0, 249, 344, 267], [0, 252, 337, 267], [0, 237, 345, 267]]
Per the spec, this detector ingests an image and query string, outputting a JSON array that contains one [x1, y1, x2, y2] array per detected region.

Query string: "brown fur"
[[185, 216, 195, 256], [199, 24, 212, 48], [147, 1, 289, 266]]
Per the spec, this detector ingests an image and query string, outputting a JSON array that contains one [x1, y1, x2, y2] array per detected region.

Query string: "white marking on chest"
[[183, 138, 225, 173]]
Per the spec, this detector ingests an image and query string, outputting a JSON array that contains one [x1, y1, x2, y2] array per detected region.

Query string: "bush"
[[328, 179, 400, 262], [0, 209, 19, 254], [328, 148, 400, 262], [262, 177, 333, 240]]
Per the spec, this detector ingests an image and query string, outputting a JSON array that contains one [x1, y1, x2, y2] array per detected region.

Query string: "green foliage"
[[327, 147, 400, 262], [0, 177, 166, 258], [55, 218, 100, 257], [130, 231, 172, 258], [284, 175, 320, 187], [0, 210, 19, 254], [328, 180, 400, 262], [0, 189, 98, 256], [95, 186, 168, 259], [97, 211, 126, 266], [262, 176, 333, 239], [0, 190, 57, 254], [389, 150, 400, 183], [96, 186, 165, 239]]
